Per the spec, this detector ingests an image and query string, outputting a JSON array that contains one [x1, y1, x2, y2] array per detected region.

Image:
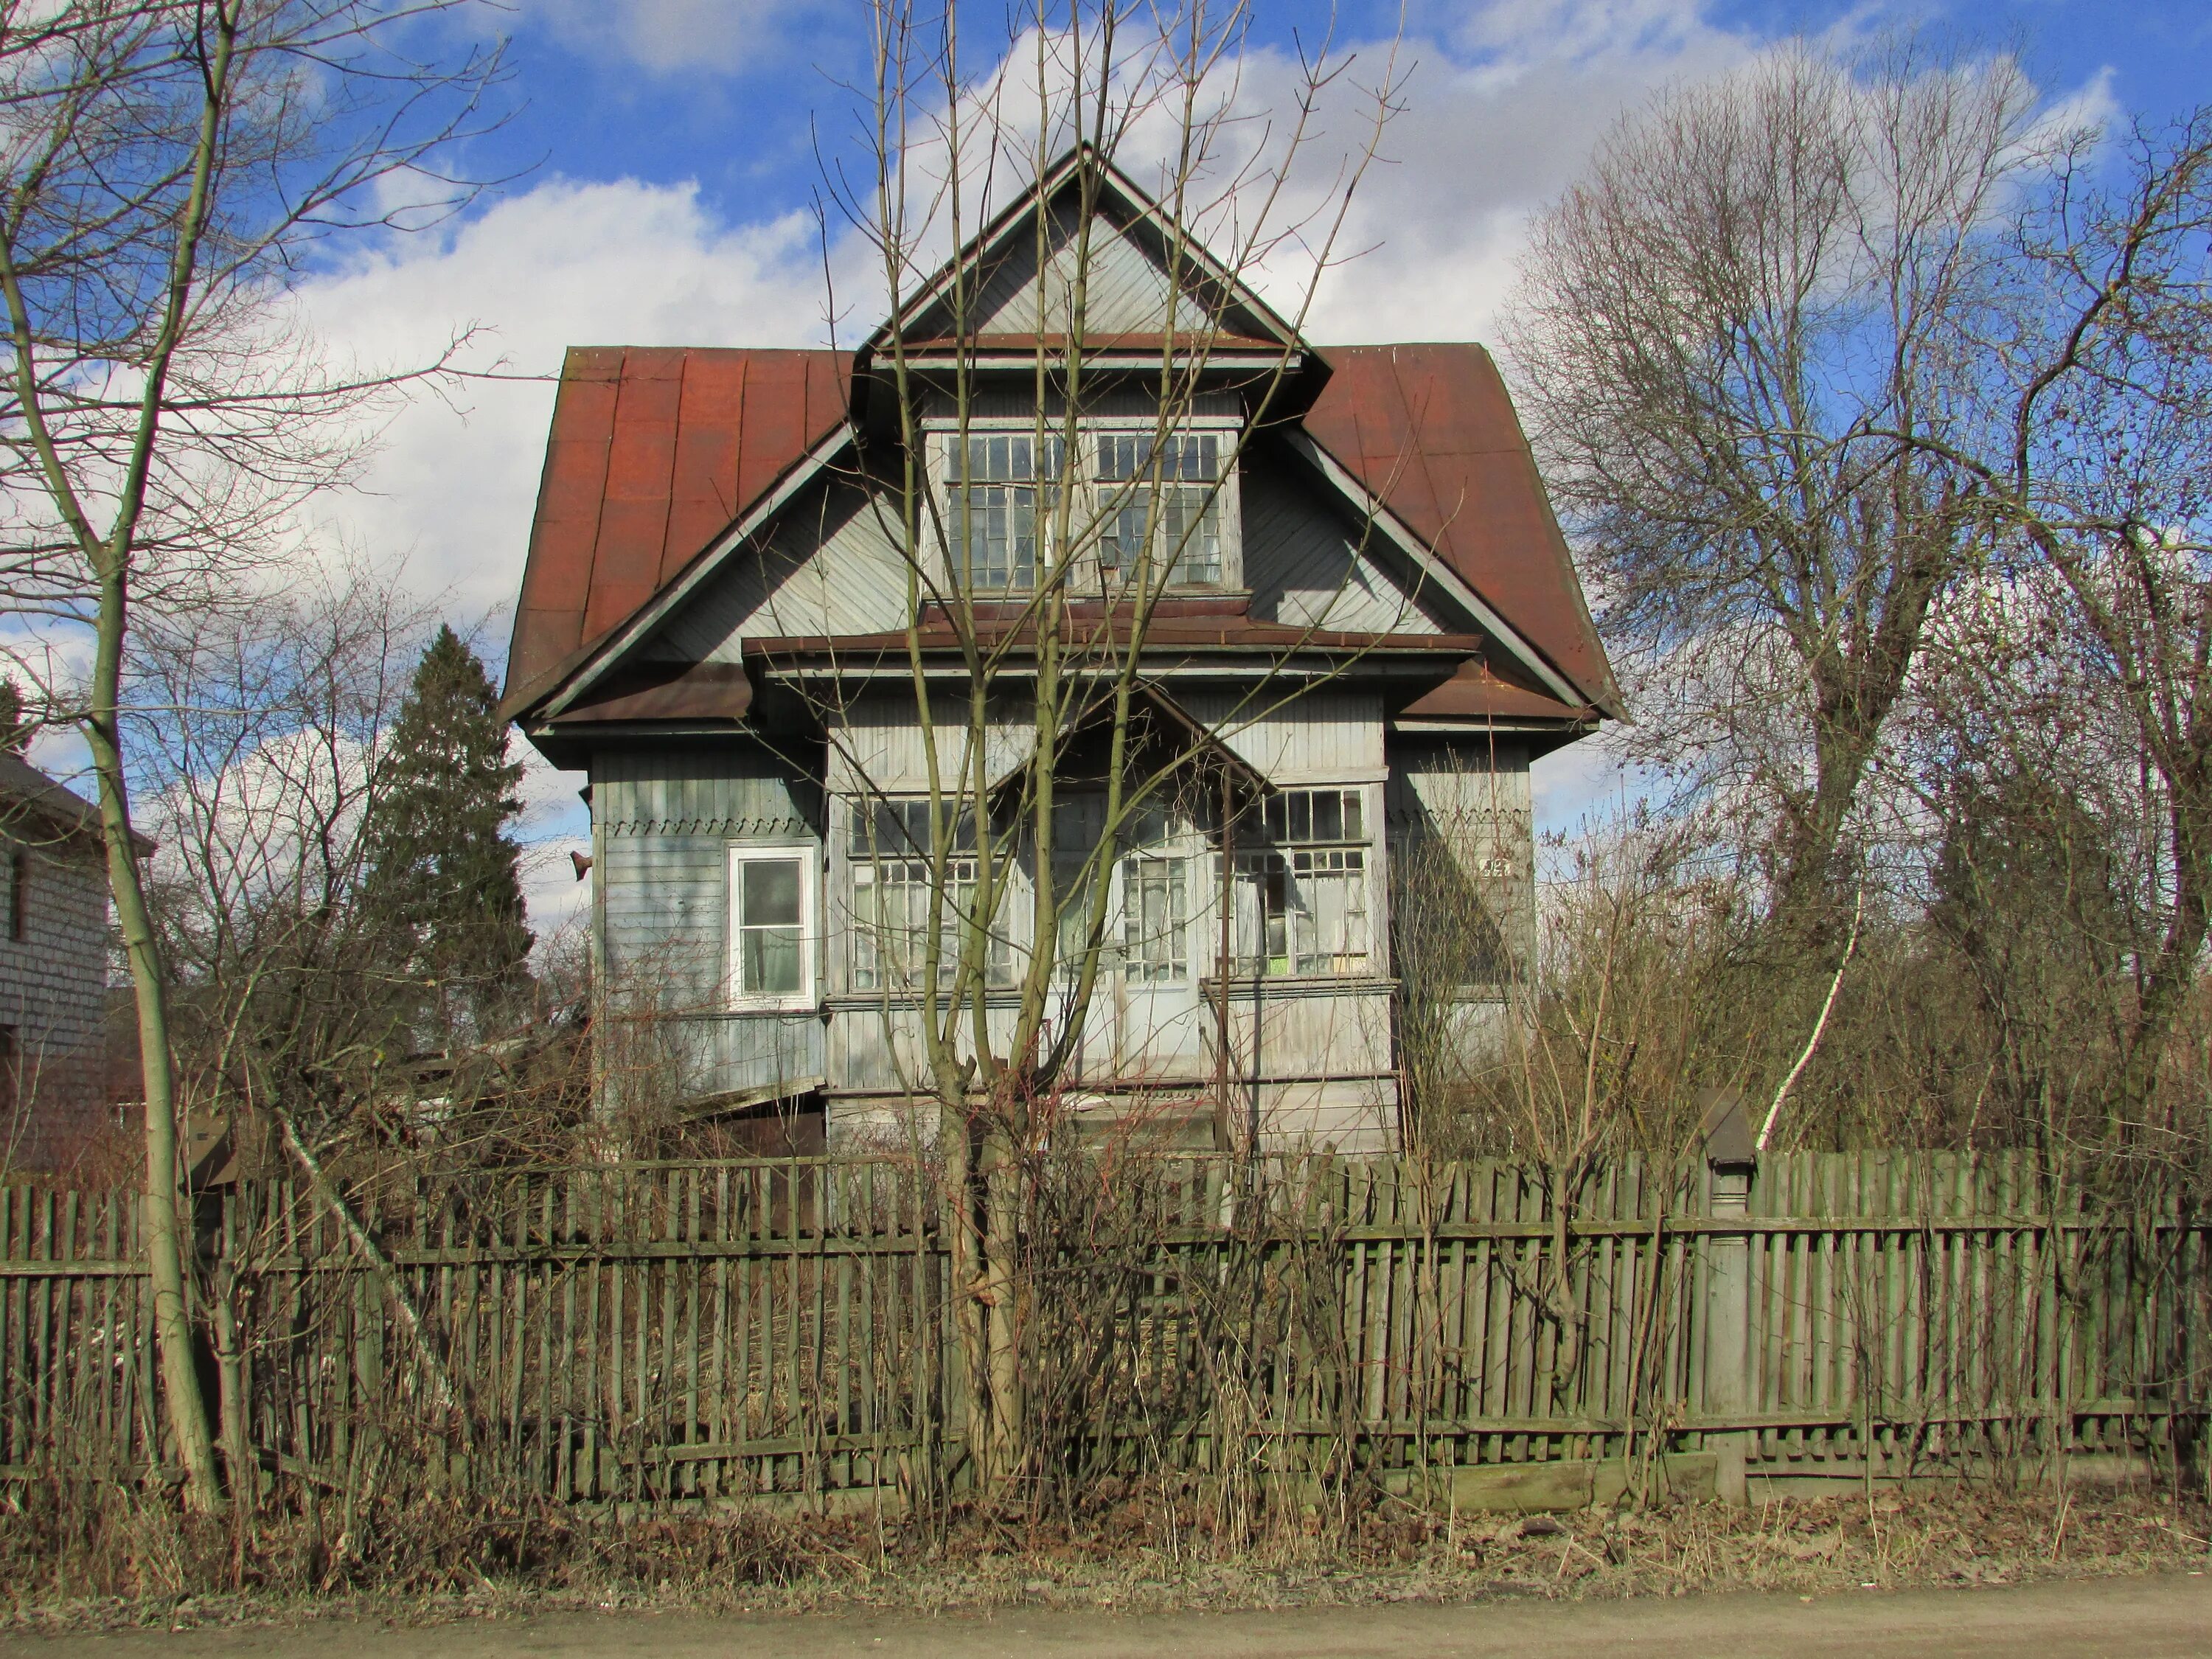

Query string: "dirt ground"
[[0, 1573, 2207, 1658]]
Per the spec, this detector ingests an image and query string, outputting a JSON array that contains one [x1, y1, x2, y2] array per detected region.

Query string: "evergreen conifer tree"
[[364, 625, 532, 1045]]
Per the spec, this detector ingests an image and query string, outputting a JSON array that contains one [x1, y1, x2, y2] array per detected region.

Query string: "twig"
[[1756, 884, 1866, 1153], [274, 1105, 458, 1413]]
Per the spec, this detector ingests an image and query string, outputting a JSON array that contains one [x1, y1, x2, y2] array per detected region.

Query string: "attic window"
[[1097, 434, 1222, 586], [939, 425, 1239, 595], [950, 435, 1062, 593]]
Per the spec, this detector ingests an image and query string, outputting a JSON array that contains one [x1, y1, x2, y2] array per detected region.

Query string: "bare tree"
[[796, 0, 1405, 1492], [0, 1, 502, 1510], [1506, 46, 2045, 956], [1888, 111, 2212, 1135], [131, 561, 434, 1148]]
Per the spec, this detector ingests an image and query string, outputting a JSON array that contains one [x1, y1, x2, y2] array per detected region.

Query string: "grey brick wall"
[[0, 827, 110, 1169]]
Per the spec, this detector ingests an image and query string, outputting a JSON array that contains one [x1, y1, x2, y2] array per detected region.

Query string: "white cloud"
[[1287, 5, 1750, 342], [514, 744, 594, 944], [297, 176, 832, 622], [524, 0, 820, 75]]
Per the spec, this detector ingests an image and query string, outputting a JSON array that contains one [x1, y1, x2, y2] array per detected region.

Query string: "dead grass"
[[2, 1479, 2207, 1636]]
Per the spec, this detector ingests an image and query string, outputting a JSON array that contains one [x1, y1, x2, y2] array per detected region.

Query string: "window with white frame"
[[847, 799, 1010, 990], [1220, 787, 1371, 976], [1122, 852, 1189, 981], [1096, 433, 1223, 587], [728, 846, 816, 1009]]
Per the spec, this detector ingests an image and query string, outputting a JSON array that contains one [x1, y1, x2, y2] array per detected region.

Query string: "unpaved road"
[[9, 1574, 2212, 1658]]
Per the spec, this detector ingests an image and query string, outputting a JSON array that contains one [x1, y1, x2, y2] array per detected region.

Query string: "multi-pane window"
[[941, 428, 1231, 594], [1122, 854, 1188, 982], [1096, 433, 1222, 586], [1222, 787, 1371, 976], [949, 435, 1062, 594], [728, 847, 815, 1009], [848, 800, 1008, 990]]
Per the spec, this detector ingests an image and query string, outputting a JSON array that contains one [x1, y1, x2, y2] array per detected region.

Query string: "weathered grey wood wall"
[[1, 1151, 2203, 1504], [594, 742, 825, 1105]]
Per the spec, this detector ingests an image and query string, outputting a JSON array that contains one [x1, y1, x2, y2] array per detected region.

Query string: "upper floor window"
[[939, 425, 1236, 596], [1097, 434, 1222, 587], [950, 434, 1062, 594]]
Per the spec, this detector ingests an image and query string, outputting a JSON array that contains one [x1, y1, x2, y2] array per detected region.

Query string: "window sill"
[[824, 987, 1025, 1010], [1197, 973, 1398, 996]]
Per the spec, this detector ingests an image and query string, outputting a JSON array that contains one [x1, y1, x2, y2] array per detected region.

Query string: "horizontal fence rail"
[[1, 1151, 2206, 1503]]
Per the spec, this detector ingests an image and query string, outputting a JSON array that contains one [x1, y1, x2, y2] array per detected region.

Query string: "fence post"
[[1700, 1091, 1756, 1505]]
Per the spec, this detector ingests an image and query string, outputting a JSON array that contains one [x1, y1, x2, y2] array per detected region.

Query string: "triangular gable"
[[866, 145, 1304, 356]]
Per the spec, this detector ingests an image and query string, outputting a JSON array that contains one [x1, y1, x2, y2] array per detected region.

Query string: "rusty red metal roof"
[[504, 338, 1618, 723], [1397, 659, 1596, 724], [504, 347, 850, 712], [1301, 344, 1619, 714]]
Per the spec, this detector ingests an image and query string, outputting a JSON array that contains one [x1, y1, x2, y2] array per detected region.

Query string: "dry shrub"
[[1402, 804, 2212, 1203], [4, 1472, 2206, 1629]]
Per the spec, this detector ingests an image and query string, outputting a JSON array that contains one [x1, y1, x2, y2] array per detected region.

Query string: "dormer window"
[[950, 434, 1062, 594], [937, 422, 1239, 596], [1096, 433, 1222, 586]]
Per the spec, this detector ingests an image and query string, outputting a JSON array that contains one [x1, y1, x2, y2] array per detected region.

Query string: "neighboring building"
[[501, 150, 1619, 1151], [0, 752, 112, 1169]]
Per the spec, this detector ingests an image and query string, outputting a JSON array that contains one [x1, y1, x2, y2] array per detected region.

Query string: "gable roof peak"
[[861, 142, 1308, 361]]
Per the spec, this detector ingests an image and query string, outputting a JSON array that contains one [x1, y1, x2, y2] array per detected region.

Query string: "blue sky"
[[463, 0, 2209, 231], [202, 0, 2212, 928]]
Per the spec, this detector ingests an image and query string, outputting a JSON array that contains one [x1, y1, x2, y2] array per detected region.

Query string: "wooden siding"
[[594, 744, 826, 1103], [658, 476, 914, 658], [919, 389, 1242, 422], [1243, 462, 1450, 636], [824, 690, 1038, 796], [1386, 738, 1535, 975], [0, 829, 107, 1165], [1175, 687, 1384, 782], [970, 206, 1200, 338]]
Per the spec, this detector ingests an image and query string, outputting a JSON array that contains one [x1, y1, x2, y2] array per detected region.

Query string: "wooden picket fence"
[[1, 1150, 2206, 1503]]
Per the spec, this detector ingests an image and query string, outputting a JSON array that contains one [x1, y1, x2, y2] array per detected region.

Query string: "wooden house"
[[0, 752, 114, 1169], [501, 150, 1618, 1152]]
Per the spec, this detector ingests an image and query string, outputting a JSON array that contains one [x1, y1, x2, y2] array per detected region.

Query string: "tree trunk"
[[981, 1122, 1023, 1494], [85, 569, 222, 1513]]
